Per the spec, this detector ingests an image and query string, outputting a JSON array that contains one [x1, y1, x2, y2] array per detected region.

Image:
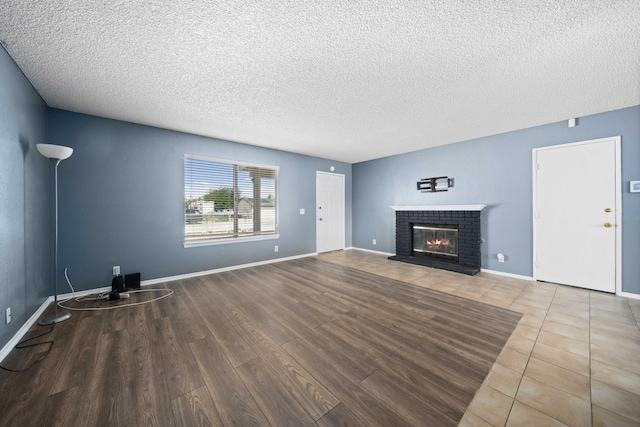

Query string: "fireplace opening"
[[412, 224, 459, 259]]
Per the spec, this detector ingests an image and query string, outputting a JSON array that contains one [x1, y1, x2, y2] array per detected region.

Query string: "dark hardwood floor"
[[0, 257, 521, 426]]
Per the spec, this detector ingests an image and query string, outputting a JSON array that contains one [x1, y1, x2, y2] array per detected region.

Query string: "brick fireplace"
[[389, 205, 486, 275]]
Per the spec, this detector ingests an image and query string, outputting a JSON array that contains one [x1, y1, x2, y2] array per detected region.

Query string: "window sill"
[[184, 233, 280, 248]]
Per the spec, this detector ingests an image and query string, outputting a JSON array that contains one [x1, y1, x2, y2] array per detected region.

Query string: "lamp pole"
[[37, 144, 73, 325]]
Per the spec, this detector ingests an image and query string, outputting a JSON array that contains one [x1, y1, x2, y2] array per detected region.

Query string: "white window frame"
[[183, 154, 279, 248]]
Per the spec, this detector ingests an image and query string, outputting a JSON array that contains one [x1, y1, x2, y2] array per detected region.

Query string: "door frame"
[[532, 136, 622, 294], [316, 171, 345, 253]]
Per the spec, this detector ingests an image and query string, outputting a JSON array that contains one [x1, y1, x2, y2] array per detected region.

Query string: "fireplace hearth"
[[389, 205, 485, 275]]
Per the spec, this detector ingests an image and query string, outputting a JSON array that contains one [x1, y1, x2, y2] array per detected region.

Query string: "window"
[[184, 155, 278, 246]]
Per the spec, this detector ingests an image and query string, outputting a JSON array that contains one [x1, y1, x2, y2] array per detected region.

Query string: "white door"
[[533, 137, 620, 292], [317, 172, 345, 253]]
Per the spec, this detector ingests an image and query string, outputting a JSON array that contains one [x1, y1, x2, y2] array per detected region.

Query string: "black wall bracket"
[[417, 176, 454, 192]]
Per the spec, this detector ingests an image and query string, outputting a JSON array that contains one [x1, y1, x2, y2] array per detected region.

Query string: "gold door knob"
[[604, 222, 612, 228], [605, 208, 612, 213]]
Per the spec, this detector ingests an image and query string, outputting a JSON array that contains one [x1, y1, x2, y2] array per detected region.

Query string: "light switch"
[[300, 208, 305, 214]]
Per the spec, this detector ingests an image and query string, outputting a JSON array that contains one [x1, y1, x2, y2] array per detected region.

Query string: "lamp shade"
[[37, 144, 73, 160]]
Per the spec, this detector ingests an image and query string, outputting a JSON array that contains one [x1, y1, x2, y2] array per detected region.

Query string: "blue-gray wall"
[[353, 106, 640, 295], [48, 109, 352, 291], [0, 46, 50, 349]]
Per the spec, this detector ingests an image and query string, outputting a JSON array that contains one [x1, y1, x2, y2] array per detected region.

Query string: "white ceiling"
[[1, 1, 638, 163]]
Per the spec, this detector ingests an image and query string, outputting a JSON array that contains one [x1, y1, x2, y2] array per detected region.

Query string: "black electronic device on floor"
[[109, 272, 141, 300], [125, 273, 141, 290], [111, 275, 125, 293]]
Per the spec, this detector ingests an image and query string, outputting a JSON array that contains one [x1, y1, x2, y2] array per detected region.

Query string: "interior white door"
[[317, 172, 345, 253], [534, 137, 619, 292]]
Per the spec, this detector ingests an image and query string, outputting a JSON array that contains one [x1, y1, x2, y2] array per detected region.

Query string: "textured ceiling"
[[1, 1, 638, 163]]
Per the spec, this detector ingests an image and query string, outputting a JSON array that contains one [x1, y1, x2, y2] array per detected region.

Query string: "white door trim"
[[532, 136, 622, 294], [316, 171, 345, 253]]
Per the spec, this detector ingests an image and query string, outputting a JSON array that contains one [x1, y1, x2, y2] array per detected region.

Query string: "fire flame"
[[426, 239, 450, 250]]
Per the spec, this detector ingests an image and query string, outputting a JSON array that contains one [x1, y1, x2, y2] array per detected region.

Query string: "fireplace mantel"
[[390, 205, 486, 211]]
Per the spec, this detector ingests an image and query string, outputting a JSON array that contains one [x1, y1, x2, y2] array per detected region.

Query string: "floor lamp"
[[37, 143, 73, 325]]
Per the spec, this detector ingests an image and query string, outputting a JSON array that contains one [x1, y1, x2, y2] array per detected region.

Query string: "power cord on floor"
[[0, 323, 55, 372], [58, 268, 173, 311], [58, 288, 174, 311]]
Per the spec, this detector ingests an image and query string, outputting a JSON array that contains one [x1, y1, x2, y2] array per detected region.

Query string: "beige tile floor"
[[318, 249, 640, 427]]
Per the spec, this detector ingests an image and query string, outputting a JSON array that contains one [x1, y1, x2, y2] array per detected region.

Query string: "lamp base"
[[38, 311, 71, 325]]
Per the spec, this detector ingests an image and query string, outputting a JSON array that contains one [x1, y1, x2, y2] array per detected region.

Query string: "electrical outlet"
[[5, 307, 11, 325], [373, 239, 376, 245], [274, 245, 279, 253], [113, 265, 120, 276]]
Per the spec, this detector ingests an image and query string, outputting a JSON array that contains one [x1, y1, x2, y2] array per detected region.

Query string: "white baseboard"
[[349, 246, 396, 257], [57, 285, 111, 300], [618, 291, 640, 300], [58, 253, 318, 296], [142, 252, 317, 286], [480, 269, 534, 281], [0, 297, 53, 364], [481, 271, 640, 299]]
